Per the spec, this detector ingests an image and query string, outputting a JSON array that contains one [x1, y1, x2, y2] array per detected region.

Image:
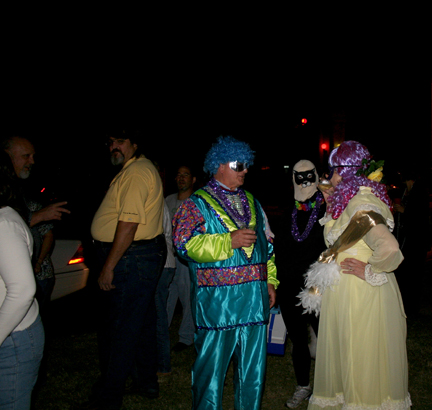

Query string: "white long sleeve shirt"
[[163, 200, 176, 269], [0, 206, 39, 346]]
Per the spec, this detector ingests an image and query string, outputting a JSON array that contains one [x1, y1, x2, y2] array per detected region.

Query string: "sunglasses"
[[229, 161, 248, 172]]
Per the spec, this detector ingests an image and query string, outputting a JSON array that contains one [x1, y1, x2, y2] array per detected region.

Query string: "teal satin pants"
[[192, 325, 267, 409]]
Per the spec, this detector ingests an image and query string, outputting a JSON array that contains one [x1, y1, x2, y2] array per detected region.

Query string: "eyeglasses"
[[229, 161, 248, 172]]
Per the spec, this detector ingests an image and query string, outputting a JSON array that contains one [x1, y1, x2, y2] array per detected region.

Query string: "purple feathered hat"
[[327, 141, 392, 219]]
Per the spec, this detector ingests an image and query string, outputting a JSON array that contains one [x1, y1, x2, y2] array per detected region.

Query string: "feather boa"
[[297, 261, 341, 316]]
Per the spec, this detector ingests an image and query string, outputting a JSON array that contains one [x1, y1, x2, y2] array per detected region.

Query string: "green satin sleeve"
[[185, 232, 234, 263], [257, 203, 278, 289], [267, 253, 279, 288]]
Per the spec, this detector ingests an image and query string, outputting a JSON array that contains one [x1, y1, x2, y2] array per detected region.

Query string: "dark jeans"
[[155, 267, 175, 373], [34, 275, 55, 387], [35, 275, 55, 318], [280, 297, 319, 387], [94, 235, 167, 409]]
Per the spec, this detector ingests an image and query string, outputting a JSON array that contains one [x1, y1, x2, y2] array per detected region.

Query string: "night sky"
[[4, 9, 431, 183], [4, 72, 431, 222], [8, 75, 430, 170]]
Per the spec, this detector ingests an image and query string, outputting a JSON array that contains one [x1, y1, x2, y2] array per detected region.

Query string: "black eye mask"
[[293, 169, 317, 187]]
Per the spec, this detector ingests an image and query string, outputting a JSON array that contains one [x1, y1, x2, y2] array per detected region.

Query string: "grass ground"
[[34, 258, 432, 410]]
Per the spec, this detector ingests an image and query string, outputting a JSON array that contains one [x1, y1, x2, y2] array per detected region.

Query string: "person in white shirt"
[[0, 151, 44, 409]]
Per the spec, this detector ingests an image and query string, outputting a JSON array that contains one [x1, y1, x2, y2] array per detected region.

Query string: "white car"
[[50, 239, 90, 300]]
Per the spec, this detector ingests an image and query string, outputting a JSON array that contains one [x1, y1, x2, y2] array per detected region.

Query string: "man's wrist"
[[101, 264, 115, 273]]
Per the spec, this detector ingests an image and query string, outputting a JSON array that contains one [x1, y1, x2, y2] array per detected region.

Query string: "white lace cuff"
[[364, 264, 388, 286]]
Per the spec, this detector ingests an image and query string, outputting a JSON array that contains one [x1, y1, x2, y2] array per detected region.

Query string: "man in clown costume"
[[172, 136, 278, 410]]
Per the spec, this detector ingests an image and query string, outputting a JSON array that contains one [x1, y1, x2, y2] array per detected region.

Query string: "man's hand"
[[98, 267, 116, 291], [268, 284, 276, 308], [97, 221, 139, 292], [231, 229, 257, 249], [34, 261, 42, 274], [340, 258, 367, 281], [30, 201, 70, 227]]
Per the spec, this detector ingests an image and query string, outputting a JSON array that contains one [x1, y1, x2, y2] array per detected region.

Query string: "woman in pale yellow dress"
[[304, 141, 411, 410]]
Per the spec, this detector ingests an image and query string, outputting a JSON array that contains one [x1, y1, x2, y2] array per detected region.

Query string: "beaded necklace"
[[291, 192, 323, 242], [207, 178, 251, 228], [295, 198, 316, 212]]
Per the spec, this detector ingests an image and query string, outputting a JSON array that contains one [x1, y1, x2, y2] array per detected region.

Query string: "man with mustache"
[[2, 136, 70, 297], [2, 136, 70, 226], [87, 129, 166, 410]]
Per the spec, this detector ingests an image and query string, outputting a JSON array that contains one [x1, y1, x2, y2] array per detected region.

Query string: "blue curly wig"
[[203, 136, 255, 175]]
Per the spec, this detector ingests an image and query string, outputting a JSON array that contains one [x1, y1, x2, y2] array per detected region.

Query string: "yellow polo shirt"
[[91, 156, 164, 242]]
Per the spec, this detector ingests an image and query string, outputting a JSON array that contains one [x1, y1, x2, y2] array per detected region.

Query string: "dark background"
[[3, 63, 431, 245], [7, 76, 431, 185], [2, 14, 431, 309]]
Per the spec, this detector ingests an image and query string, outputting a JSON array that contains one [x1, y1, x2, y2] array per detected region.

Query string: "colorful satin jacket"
[[172, 182, 278, 331]]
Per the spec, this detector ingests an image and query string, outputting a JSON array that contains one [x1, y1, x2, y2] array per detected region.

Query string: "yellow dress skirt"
[[308, 189, 411, 409]]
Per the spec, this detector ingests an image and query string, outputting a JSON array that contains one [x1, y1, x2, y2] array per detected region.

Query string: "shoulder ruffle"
[[326, 187, 394, 246]]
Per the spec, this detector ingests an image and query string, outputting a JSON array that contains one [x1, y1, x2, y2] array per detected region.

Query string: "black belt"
[[93, 234, 164, 249]]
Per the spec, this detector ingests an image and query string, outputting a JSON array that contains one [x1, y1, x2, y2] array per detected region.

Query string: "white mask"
[[293, 160, 319, 202]]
